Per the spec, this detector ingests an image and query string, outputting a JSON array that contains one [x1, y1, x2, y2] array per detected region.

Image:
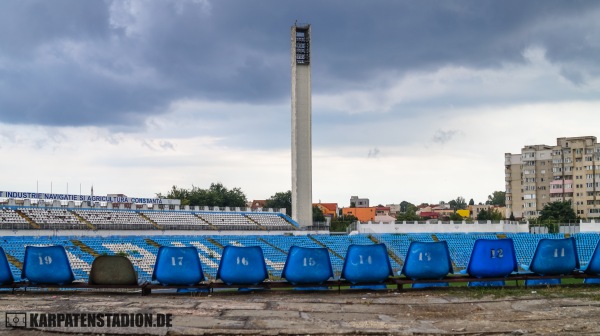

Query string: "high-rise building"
[[291, 24, 312, 227], [505, 136, 600, 219]]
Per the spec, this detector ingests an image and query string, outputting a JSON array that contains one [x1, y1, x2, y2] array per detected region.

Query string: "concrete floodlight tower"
[[291, 24, 312, 227]]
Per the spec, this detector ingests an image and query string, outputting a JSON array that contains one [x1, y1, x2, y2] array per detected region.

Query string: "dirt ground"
[[1, 287, 600, 335]]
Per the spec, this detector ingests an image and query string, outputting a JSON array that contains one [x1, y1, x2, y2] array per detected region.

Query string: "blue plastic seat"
[[582, 239, 600, 284], [402, 241, 453, 288], [465, 239, 518, 287], [21, 246, 74, 285], [341, 244, 393, 285], [523, 237, 579, 286], [152, 246, 205, 286], [281, 246, 333, 285], [216, 246, 268, 285], [0, 247, 14, 285]]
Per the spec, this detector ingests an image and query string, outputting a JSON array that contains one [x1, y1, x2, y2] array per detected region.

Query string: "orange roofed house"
[[314, 203, 338, 219]]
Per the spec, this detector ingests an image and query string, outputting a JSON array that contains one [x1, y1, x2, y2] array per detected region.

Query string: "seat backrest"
[[530, 237, 580, 276], [281, 246, 333, 285], [152, 246, 204, 286], [341, 244, 393, 284], [22, 246, 74, 285], [585, 239, 600, 275], [0, 246, 14, 285], [89, 255, 138, 285], [467, 239, 518, 278], [402, 241, 453, 280], [216, 246, 268, 285]]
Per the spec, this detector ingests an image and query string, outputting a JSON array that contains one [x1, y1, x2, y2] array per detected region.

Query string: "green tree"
[[448, 196, 467, 211], [157, 186, 191, 206], [330, 214, 357, 232], [477, 208, 504, 221], [448, 212, 464, 221], [539, 201, 578, 223], [468, 198, 475, 206], [399, 201, 415, 213], [202, 183, 247, 207], [264, 191, 292, 216], [313, 205, 325, 222], [396, 204, 421, 221], [486, 191, 506, 206], [477, 209, 489, 220], [157, 183, 247, 207], [490, 208, 505, 220]]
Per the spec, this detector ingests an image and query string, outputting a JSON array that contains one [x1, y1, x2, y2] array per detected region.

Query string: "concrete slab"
[[1, 288, 600, 335]]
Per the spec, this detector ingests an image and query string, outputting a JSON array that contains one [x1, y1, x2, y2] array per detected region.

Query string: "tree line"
[[158, 185, 508, 210], [157, 184, 578, 230], [396, 191, 507, 222], [156, 185, 325, 222], [156, 184, 248, 208], [156, 184, 509, 223]]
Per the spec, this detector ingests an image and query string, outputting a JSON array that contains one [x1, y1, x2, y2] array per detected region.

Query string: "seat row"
[[0, 208, 296, 230], [2, 238, 600, 292]]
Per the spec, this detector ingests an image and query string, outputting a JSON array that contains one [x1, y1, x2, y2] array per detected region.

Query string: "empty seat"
[[523, 237, 579, 286], [216, 246, 268, 285], [152, 246, 205, 286], [402, 241, 453, 288], [341, 244, 392, 284], [281, 246, 333, 285], [89, 255, 138, 285], [21, 246, 74, 285], [466, 239, 518, 287], [0, 247, 14, 285], [582, 239, 600, 284]]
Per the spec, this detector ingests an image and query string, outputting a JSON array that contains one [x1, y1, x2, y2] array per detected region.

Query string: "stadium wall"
[[579, 220, 600, 232], [355, 220, 530, 234]]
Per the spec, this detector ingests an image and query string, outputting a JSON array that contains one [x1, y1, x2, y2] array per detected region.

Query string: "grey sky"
[[1, 0, 600, 205]]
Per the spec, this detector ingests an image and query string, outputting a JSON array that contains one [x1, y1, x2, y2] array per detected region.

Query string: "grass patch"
[[449, 283, 600, 300]]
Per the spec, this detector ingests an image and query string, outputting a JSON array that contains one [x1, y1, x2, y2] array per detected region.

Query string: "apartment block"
[[506, 136, 600, 219]]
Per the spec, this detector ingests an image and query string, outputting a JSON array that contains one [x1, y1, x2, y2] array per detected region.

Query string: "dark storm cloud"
[[0, 0, 599, 127], [0, 0, 110, 56]]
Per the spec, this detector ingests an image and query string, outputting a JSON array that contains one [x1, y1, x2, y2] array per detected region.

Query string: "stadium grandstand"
[[0, 205, 297, 232], [2, 193, 600, 291]]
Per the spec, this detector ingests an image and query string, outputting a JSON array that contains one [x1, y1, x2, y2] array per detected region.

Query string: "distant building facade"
[[342, 207, 376, 222], [386, 204, 401, 216], [349, 196, 369, 208], [506, 136, 600, 219], [250, 200, 267, 211], [469, 205, 505, 219], [341, 205, 394, 222]]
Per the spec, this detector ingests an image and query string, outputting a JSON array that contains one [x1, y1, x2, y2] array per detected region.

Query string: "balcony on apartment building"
[[550, 180, 574, 194]]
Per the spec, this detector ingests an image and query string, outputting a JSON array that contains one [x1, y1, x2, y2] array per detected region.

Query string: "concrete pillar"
[[291, 24, 312, 227]]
